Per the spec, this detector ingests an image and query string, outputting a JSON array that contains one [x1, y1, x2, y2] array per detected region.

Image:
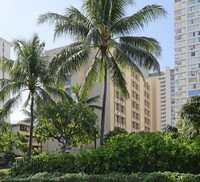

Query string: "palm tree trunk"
[[28, 94, 34, 161], [100, 52, 107, 146]]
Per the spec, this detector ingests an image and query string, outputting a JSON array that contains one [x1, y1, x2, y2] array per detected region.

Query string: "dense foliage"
[[2, 172, 200, 182], [11, 132, 200, 176], [0, 121, 27, 153], [104, 126, 128, 143], [35, 100, 98, 151], [179, 95, 200, 139]]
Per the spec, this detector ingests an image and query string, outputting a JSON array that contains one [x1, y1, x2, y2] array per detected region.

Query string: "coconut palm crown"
[[38, 0, 167, 145]]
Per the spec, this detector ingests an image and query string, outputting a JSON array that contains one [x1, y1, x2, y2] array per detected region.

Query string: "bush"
[[10, 132, 200, 176], [2, 172, 200, 182]]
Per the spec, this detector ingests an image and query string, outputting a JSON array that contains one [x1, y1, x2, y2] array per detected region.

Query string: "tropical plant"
[[0, 34, 60, 160], [179, 95, 200, 139], [35, 100, 98, 151], [38, 0, 166, 145], [70, 83, 101, 110], [104, 126, 128, 143], [0, 121, 27, 153], [163, 124, 179, 139]]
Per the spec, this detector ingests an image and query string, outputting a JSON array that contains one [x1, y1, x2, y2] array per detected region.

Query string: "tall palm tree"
[[0, 34, 59, 159], [38, 0, 167, 145]]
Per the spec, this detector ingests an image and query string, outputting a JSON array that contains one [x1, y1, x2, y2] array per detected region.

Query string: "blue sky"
[[1, 0, 174, 70], [0, 0, 174, 122]]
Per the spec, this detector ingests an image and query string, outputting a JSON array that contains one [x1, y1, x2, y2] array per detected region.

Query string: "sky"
[[0, 0, 174, 122]]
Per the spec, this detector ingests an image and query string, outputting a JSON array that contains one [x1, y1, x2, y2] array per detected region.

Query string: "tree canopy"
[[35, 100, 98, 151]]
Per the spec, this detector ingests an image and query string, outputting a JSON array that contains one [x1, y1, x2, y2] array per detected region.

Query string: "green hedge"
[[11, 132, 200, 176], [2, 172, 200, 182]]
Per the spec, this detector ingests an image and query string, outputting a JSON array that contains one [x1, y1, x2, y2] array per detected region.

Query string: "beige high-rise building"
[[0, 37, 12, 123], [46, 47, 161, 139], [174, 0, 200, 121], [149, 67, 176, 130]]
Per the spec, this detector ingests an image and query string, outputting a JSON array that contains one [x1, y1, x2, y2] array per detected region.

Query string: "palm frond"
[[85, 95, 100, 104], [111, 4, 167, 35], [0, 93, 22, 120], [107, 55, 129, 98], [38, 12, 67, 25], [117, 42, 160, 72], [44, 86, 73, 103], [35, 87, 57, 104], [80, 56, 102, 99], [49, 42, 90, 79], [88, 105, 102, 110], [24, 92, 31, 108], [0, 82, 26, 101], [119, 36, 161, 57], [82, 0, 103, 25], [0, 57, 14, 73]]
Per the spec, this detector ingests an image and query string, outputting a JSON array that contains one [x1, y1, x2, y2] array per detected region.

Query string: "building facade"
[[0, 37, 12, 123], [46, 47, 161, 141], [174, 0, 200, 120], [12, 122, 41, 155], [149, 67, 176, 130]]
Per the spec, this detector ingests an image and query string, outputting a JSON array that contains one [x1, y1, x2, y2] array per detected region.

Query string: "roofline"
[[11, 122, 31, 127], [0, 37, 12, 46]]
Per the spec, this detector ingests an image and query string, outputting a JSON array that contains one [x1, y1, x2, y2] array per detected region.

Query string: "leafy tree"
[[163, 124, 179, 139], [35, 100, 98, 151], [179, 95, 200, 139], [104, 126, 128, 143], [0, 121, 27, 153], [0, 34, 60, 160], [38, 0, 166, 145]]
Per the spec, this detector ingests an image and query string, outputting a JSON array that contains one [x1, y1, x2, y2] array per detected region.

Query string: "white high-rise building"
[[174, 0, 200, 121], [149, 67, 176, 130], [0, 37, 12, 122]]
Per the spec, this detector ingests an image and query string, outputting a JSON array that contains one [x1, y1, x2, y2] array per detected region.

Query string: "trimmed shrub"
[[2, 172, 200, 182], [10, 132, 200, 176]]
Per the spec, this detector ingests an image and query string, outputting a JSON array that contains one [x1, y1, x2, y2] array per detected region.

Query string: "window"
[[132, 81, 135, 88], [121, 106, 124, 113], [20, 125, 30, 132], [191, 52, 195, 57], [189, 90, 200, 96], [115, 115, 119, 123], [136, 84, 138, 90], [116, 103, 119, 111], [132, 102, 135, 108], [132, 122, 135, 129], [115, 91, 119, 99], [66, 77, 71, 86], [189, 77, 196, 83], [132, 91, 135, 98], [136, 113, 139, 120], [121, 117, 125, 125], [65, 89, 71, 96], [132, 112, 135, 119]]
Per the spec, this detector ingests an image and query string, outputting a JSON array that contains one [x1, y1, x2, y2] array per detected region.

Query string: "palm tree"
[[70, 83, 102, 111], [0, 34, 59, 159], [38, 0, 167, 145]]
